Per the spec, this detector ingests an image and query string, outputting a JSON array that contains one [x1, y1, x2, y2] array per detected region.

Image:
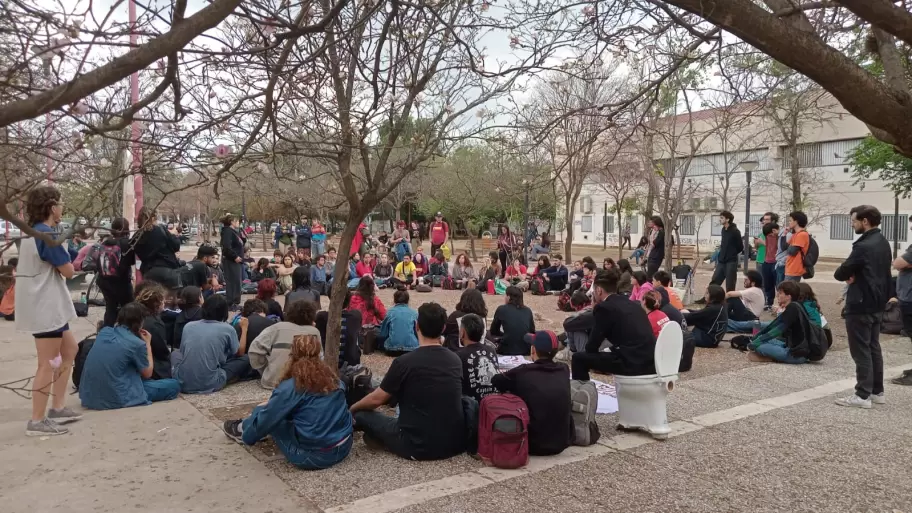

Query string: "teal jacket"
[[378, 304, 419, 352]]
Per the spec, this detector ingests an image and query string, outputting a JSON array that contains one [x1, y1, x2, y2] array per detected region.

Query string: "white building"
[[569, 97, 908, 258]]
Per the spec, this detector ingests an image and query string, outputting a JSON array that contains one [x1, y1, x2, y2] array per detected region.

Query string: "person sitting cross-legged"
[[349, 302, 466, 461], [725, 270, 766, 333], [250, 299, 321, 389], [684, 285, 728, 348], [237, 299, 278, 354], [79, 302, 181, 410], [222, 334, 353, 470], [490, 286, 535, 356], [392, 254, 418, 289], [285, 266, 322, 314], [747, 281, 812, 365], [492, 330, 573, 456], [173, 294, 257, 393], [456, 313, 498, 402], [377, 289, 419, 354], [570, 268, 657, 380]]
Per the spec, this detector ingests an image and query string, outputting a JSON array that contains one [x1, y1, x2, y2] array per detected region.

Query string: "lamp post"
[[739, 160, 760, 273]]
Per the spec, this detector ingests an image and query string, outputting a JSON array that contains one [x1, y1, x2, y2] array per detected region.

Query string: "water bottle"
[[80, 292, 87, 304], [752, 320, 760, 336]]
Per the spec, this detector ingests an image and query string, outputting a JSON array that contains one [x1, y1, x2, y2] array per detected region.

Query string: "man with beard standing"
[[712, 211, 743, 292], [833, 205, 892, 409]]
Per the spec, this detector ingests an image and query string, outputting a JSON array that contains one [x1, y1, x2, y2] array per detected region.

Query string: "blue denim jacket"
[[311, 265, 327, 284], [378, 304, 419, 352], [241, 378, 353, 453]]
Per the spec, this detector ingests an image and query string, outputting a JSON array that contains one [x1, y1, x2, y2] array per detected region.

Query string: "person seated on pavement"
[[237, 299, 278, 354], [654, 287, 685, 328], [456, 313, 498, 402], [173, 294, 257, 393], [570, 269, 657, 381], [222, 334, 353, 470], [428, 250, 449, 282], [250, 299, 321, 389], [179, 244, 221, 292], [443, 288, 488, 351], [79, 302, 181, 410], [310, 254, 329, 296], [250, 257, 277, 283], [684, 285, 728, 348], [492, 330, 572, 456], [747, 281, 812, 364], [349, 276, 387, 328], [316, 291, 363, 368], [133, 281, 174, 378], [377, 289, 419, 353], [285, 266, 322, 314], [725, 270, 765, 333], [172, 286, 203, 351], [797, 282, 825, 327], [393, 253, 418, 289], [629, 270, 654, 302], [256, 278, 284, 320], [616, 259, 634, 296], [451, 253, 478, 290], [651, 270, 684, 309], [372, 253, 394, 288], [641, 290, 670, 338], [560, 304, 596, 354], [490, 286, 536, 356], [349, 302, 466, 461]]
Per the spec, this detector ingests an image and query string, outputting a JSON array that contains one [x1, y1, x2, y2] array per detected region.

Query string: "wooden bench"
[[480, 231, 496, 253], [671, 244, 698, 264]]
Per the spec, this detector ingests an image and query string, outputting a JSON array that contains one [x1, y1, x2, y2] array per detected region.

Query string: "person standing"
[[784, 211, 810, 282], [295, 216, 312, 259], [427, 212, 449, 257], [96, 217, 137, 327], [760, 219, 780, 311], [891, 215, 912, 386], [833, 205, 892, 409], [622, 223, 631, 249], [645, 216, 665, 281], [712, 211, 743, 292], [220, 214, 245, 311]]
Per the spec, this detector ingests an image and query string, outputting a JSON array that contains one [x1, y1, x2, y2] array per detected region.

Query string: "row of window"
[[579, 213, 908, 242]]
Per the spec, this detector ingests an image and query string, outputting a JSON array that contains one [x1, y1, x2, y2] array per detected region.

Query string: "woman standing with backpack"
[[96, 218, 136, 327]]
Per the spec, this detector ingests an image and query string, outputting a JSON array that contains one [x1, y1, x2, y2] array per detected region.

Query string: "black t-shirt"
[[490, 304, 535, 356], [586, 295, 656, 373], [456, 343, 499, 401], [236, 314, 278, 353], [178, 260, 211, 289], [379, 345, 466, 460]]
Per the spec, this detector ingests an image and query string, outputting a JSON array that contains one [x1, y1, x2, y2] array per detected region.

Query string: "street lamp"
[[740, 159, 760, 273]]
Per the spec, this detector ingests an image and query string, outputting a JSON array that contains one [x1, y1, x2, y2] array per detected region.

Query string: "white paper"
[[493, 356, 618, 414]]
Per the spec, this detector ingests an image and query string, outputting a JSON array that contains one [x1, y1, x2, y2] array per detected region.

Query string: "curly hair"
[[279, 334, 339, 394], [25, 186, 61, 225], [455, 287, 488, 318], [286, 298, 317, 326], [134, 281, 166, 314]]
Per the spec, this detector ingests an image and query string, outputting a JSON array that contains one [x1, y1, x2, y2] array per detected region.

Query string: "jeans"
[[630, 248, 644, 265], [691, 329, 719, 348], [775, 265, 785, 287], [353, 411, 414, 460], [727, 319, 760, 334], [222, 258, 242, 306], [845, 313, 884, 399], [754, 339, 807, 364], [97, 277, 133, 328], [784, 275, 802, 282], [760, 262, 777, 307], [143, 378, 181, 402], [570, 351, 653, 380], [312, 240, 325, 258], [222, 355, 258, 387], [711, 261, 739, 292]]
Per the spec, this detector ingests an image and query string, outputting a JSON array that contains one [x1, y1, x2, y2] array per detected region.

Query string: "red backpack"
[[477, 393, 530, 469]]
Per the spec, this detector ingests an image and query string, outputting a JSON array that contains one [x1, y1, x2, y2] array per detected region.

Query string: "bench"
[[671, 244, 698, 264]]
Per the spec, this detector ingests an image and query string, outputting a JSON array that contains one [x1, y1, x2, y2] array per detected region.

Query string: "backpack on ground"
[[79, 243, 103, 273], [430, 274, 444, 287], [802, 237, 819, 279], [416, 283, 432, 293], [557, 290, 577, 312], [570, 380, 600, 446], [807, 323, 829, 362], [529, 276, 546, 295], [339, 364, 374, 406], [441, 276, 456, 290], [477, 393, 530, 469], [72, 334, 97, 390]]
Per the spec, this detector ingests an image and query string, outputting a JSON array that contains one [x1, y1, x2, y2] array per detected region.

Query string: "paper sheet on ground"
[[495, 356, 618, 414]]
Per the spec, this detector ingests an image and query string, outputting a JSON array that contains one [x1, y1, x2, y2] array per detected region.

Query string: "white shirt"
[[739, 286, 766, 318]]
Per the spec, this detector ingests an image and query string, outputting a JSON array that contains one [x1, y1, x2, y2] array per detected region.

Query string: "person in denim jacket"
[[377, 290, 419, 353]]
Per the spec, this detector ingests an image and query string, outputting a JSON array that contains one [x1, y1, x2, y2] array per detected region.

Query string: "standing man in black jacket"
[[712, 211, 744, 292], [220, 214, 246, 311], [645, 216, 666, 281], [834, 205, 892, 409]]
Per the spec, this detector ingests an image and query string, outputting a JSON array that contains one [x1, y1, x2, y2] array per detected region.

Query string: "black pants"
[[222, 355, 258, 387], [622, 236, 631, 249], [97, 277, 134, 327], [711, 261, 739, 292], [142, 266, 181, 289], [845, 313, 884, 399], [222, 258, 242, 306], [571, 351, 652, 381], [760, 262, 777, 307], [726, 297, 756, 322], [646, 260, 661, 281], [353, 411, 412, 459], [498, 249, 509, 278]]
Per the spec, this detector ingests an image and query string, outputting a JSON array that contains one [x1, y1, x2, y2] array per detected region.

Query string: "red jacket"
[[348, 293, 387, 326], [355, 261, 373, 277]]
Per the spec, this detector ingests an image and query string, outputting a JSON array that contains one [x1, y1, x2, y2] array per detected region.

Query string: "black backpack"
[[807, 323, 829, 362], [72, 335, 97, 390], [802, 237, 819, 279]]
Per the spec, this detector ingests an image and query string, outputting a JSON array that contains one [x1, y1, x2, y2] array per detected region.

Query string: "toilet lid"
[[654, 322, 684, 376]]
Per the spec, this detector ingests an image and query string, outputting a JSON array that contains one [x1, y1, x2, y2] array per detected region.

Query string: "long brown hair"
[[279, 334, 339, 394]]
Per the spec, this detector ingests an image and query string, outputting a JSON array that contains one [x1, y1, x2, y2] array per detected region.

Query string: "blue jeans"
[[760, 262, 777, 307], [775, 265, 785, 287], [312, 240, 326, 257], [243, 414, 353, 470], [727, 319, 759, 334], [692, 329, 719, 348], [754, 339, 807, 364], [143, 379, 180, 402]]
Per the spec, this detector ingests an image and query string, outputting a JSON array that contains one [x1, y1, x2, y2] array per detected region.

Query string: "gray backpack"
[[570, 380, 600, 446]]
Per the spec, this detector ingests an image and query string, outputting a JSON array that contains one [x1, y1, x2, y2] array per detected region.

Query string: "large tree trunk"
[[787, 116, 802, 211], [563, 194, 577, 262], [322, 212, 362, 374], [617, 211, 624, 259]]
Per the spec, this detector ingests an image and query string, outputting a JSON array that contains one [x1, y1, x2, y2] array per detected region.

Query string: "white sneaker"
[[870, 393, 885, 405], [835, 394, 872, 409]]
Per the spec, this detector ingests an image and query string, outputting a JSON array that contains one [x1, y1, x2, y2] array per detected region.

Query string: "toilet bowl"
[[614, 322, 684, 440]]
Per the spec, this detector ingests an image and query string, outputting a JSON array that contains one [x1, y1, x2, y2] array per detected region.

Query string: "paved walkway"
[[2, 283, 911, 512]]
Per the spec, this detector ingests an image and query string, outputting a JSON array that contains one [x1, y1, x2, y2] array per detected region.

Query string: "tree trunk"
[[617, 211, 624, 259], [461, 218, 477, 260], [322, 213, 362, 374], [563, 195, 577, 262]]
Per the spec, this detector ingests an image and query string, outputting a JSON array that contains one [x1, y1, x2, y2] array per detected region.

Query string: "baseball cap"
[[523, 330, 560, 354], [197, 245, 219, 258], [435, 211, 443, 216]]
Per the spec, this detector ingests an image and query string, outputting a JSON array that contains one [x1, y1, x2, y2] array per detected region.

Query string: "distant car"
[[0, 220, 21, 240]]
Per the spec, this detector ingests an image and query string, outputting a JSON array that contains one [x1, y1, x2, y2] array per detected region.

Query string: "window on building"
[[781, 142, 823, 169], [579, 196, 593, 214], [581, 215, 593, 233], [882, 214, 908, 242], [748, 214, 764, 238], [603, 215, 615, 234], [711, 216, 722, 236], [679, 215, 696, 236], [829, 214, 853, 240], [628, 216, 638, 234]]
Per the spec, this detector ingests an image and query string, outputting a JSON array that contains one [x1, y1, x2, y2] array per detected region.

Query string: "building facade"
[[569, 97, 909, 258]]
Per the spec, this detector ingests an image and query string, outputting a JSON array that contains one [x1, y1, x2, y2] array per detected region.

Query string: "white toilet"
[[614, 322, 684, 440]]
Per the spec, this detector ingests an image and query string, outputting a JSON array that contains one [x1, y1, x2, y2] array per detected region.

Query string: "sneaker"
[[870, 393, 886, 405], [834, 394, 872, 409], [222, 420, 244, 444], [47, 406, 83, 424], [26, 418, 68, 437], [891, 373, 912, 386]]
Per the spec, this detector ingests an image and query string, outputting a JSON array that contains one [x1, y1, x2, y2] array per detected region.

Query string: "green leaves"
[[846, 136, 912, 198]]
